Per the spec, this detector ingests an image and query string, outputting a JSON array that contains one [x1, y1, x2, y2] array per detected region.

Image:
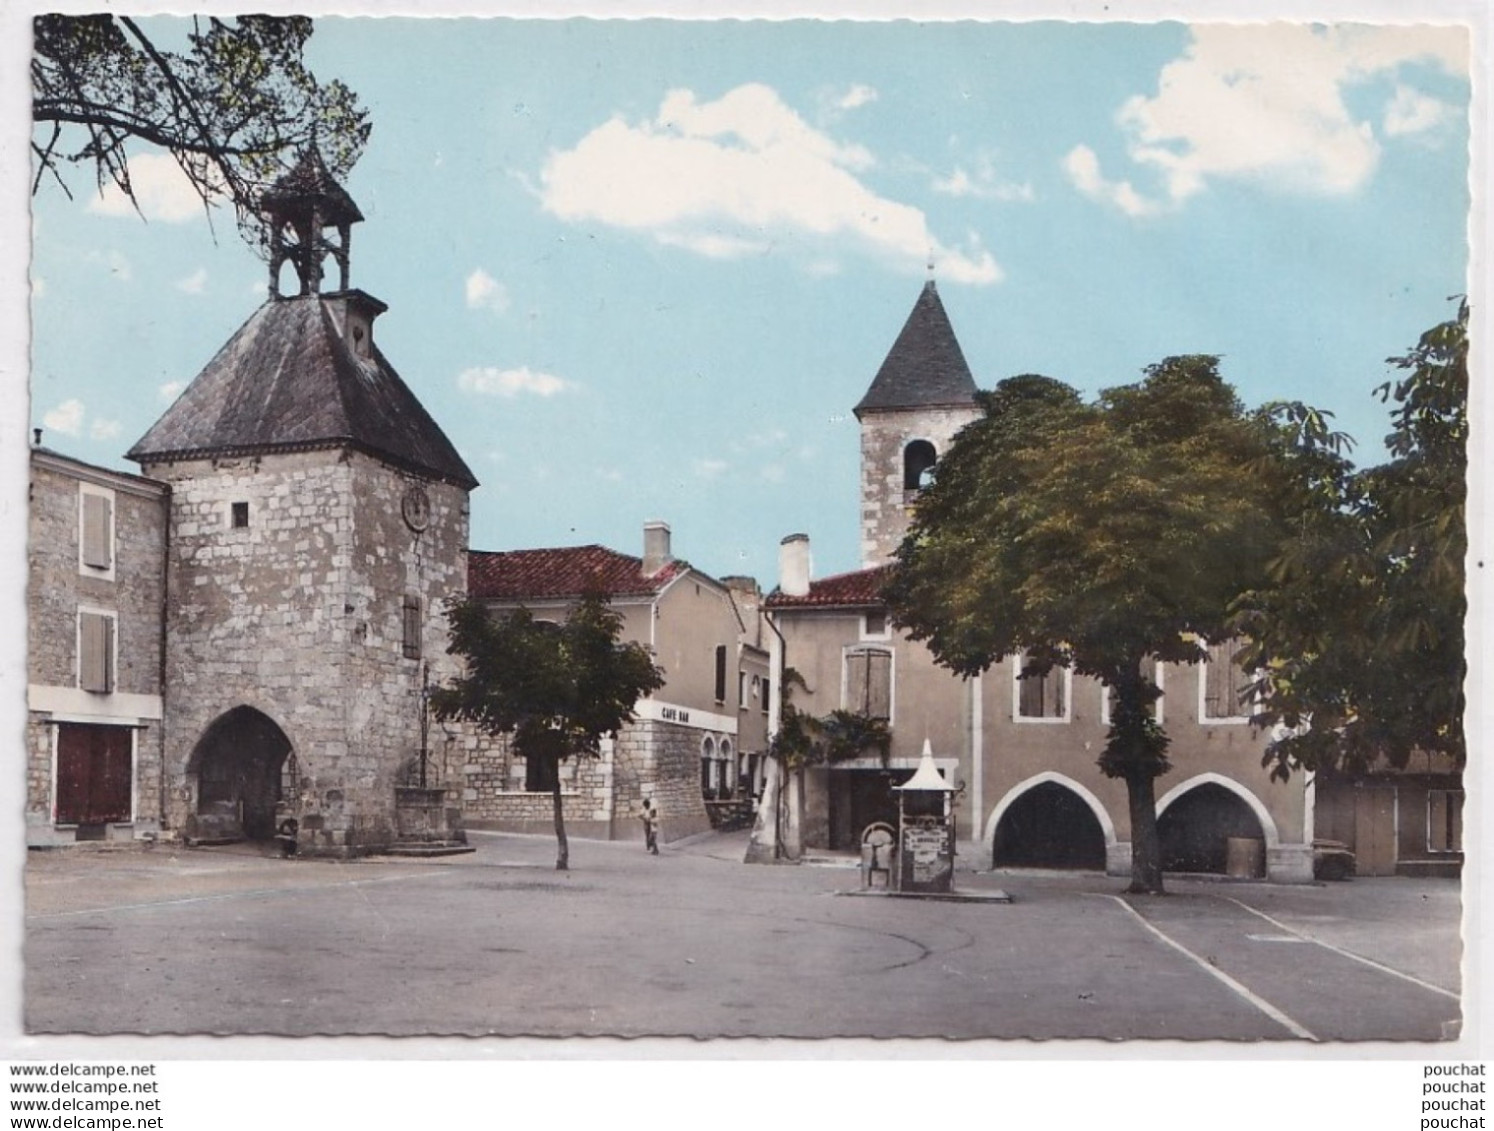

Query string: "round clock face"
[[401, 485, 431, 532]]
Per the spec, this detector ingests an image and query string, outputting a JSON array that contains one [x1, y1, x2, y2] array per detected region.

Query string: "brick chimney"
[[779, 533, 811, 598], [643, 520, 673, 577]]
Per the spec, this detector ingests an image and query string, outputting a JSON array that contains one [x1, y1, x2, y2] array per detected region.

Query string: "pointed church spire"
[[854, 281, 978, 419], [261, 145, 364, 297]]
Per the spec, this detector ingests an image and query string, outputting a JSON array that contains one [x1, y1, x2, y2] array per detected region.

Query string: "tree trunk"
[[551, 763, 569, 871], [1125, 771, 1164, 894], [744, 756, 784, 864], [782, 766, 803, 862]]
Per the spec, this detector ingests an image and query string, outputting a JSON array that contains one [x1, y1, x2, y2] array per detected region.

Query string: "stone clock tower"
[[128, 149, 478, 855]]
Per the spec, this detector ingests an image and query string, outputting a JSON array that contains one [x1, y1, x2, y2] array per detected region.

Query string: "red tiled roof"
[[765, 564, 893, 609], [468, 545, 688, 601]]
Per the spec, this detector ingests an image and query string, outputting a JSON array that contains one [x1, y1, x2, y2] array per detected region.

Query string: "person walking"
[[641, 798, 660, 855]]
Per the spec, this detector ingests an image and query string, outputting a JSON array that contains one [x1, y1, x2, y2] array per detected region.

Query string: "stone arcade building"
[[27, 151, 476, 856], [760, 280, 1463, 882]]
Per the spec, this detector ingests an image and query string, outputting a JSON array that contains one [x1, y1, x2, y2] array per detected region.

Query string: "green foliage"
[[1235, 301, 1468, 776], [820, 710, 893, 767], [32, 14, 370, 251], [768, 670, 891, 770], [431, 589, 665, 769], [884, 356, 1294, 891]]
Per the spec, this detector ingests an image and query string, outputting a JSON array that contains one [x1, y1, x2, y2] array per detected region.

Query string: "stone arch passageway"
[[990, 779, 1109, 870], [1156, 780, 1268, 875], [189, 706, 294, 841]]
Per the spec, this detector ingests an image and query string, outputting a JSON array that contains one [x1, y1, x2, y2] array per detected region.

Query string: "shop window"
[[1428, 790, 1464, 853], [844, 647, 892, 720]]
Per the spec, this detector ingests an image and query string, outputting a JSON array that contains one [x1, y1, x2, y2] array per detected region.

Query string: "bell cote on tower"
[[262, 145, 363, 298]]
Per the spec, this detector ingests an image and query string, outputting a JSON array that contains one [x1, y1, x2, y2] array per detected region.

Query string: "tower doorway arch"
[[189, 706, 294, 841], [989, 777, 1109, 870]]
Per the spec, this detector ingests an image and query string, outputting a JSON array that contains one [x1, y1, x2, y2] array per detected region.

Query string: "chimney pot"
[[643, 520, 673, 576]]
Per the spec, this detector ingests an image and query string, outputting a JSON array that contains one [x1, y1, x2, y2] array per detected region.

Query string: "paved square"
[[24, 830, 1461, 1041]]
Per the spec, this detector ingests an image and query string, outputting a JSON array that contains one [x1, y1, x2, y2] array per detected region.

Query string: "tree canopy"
[[884, 358, 1288, 892], [33, 14, 369, 251], [1234, 301, 1468, 778], [431, 590, 664, 870]]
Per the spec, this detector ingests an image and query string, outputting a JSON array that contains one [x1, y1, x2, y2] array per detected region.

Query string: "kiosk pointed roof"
[[854, 281, 978, 419]]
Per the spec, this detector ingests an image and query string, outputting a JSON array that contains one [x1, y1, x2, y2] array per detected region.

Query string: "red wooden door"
[[56, 724, 132, 825]]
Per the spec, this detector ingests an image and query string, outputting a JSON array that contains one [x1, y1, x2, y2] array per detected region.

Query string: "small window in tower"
[[402, 595, 422, 659], [903, 440, 938, 491], [231, 502, 250, 529]]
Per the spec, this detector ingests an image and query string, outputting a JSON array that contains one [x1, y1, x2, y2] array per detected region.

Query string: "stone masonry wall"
[[143, 448, 468, 855], [27, 456, 167, 844], [858, 404, 980, 566], [460, 717, 712, 842]]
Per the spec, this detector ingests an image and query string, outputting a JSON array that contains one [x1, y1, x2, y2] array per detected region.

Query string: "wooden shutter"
[[714, 645, 728, 703], [1205, 640, 1243, 718], [79, 612, 114, 693], [402, 596, 421, 659], [82, 492, 112, 570], [865, 650, 891, 719]]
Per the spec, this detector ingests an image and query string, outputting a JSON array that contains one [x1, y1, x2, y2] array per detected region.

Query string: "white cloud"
[[465, 268, 510, 313], [1384, 83, 1451, 137], [1067, 24, 1468, 214], [838, 84, 879, 111], [159, 381, 184, 402], [90, 419, 122, 441], [175, 268, 208, 295], [760, 464, 787, 484], [539, 83, 1001, 285], [88, 153, 208, 223], [932, 160, 1035, 203], [693, 458, 729, 479], [43, 399, 85, 436], [457, 366, 573, 398]]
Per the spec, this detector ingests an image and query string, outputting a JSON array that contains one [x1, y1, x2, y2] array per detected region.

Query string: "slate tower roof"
[[126, 293, 477, 488], [128, 150, 476, 489], [853, 281, 978, 419]]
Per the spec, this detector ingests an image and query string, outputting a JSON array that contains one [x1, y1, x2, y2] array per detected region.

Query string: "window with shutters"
[[77, 609, 116, 694], [844, 647, 892, 720], [1201, 639, 1253, 722], [525, 753, 559, 793], [1015, 653, 1070, 722], [1101, 661, 1165, 727], [402, 595, 422, 659], [79, 486, 114, 577], [1427, 790, 1464, 853], [55, 723, 133, 825], [714, 644, 728, 704]]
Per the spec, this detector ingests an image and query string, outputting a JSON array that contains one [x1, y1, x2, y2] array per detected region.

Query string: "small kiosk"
[[893, 740, 959, 893]]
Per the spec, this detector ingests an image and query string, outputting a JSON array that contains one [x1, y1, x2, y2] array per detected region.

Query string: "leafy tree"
[[431, 589, 664, 871], [884, 361, 1286, 893], [32, 14, 369, 250], [1235, 301, 1468, 777]]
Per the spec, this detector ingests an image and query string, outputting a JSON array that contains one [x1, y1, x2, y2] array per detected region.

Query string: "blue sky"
[[24, 14, 1475, 586]]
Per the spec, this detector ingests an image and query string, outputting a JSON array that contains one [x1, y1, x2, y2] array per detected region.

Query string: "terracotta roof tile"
[[765, 564, 892, 609], [469, 545, 687, 601]]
